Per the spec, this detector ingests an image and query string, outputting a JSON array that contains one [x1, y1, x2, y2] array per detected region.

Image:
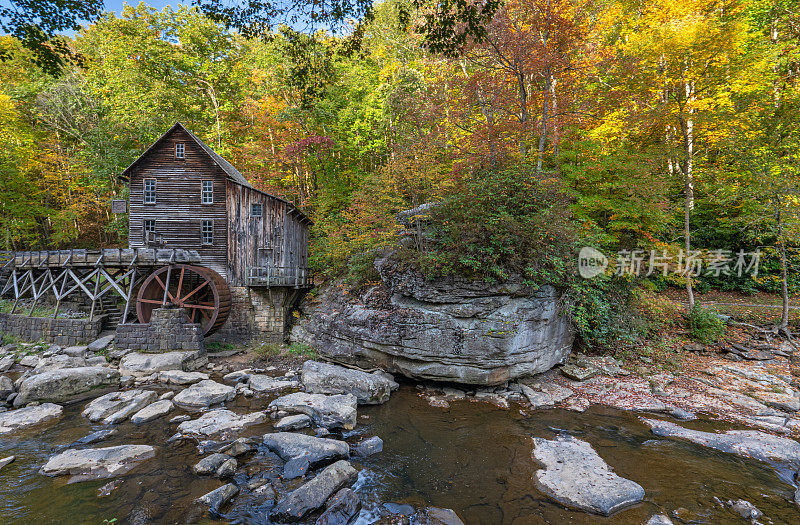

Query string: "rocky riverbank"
[[1, 332, 800, 523]]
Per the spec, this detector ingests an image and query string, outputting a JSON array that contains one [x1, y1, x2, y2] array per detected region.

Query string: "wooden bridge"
[[0, 248, 203, 327]]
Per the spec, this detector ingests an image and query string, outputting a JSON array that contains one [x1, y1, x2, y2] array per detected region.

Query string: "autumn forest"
[[1, 0, 799, 347]]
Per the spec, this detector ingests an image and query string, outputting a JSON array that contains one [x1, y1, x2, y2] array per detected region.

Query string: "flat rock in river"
[[316, 488, 361, 525], [0, 403, 63, 435], [14, 367, 119, 407], [176, 409, 267, 438], [269, 392, 357, 430], [173, 380, 235, 408], [271, 460, 358, 522], [196, 483, 238, 512], [301, 360, 394, 404], [130, 399, 174, 424], [119, 351, 207, 377], [82, 390, 158, 425], [532, 435, 645, 515], [40, 445, 156, 482], [158, 370, 208, 385], [247, 374, 299, 394], [642, 418, 800, 466], [263, 432, 349, 468], [274, 414, 312, 431], [0, 455, 15, 472]]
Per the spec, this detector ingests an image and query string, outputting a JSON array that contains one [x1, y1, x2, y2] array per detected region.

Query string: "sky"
[[103, 0, 188, 15]]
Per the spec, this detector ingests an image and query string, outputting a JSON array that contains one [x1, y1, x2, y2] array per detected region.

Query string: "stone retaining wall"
[[0, 312, 105, 345], [115, 307, 203, 353], [207, 286, 306, 344]]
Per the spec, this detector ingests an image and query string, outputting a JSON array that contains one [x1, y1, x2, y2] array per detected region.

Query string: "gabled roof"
[[120, 122, 310, 223]]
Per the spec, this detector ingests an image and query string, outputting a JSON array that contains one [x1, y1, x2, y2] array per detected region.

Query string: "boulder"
[[74, 429, 118, 446], [119, 350, 207, 377], [0, 356, 13, 372], [158, 370, 209, 385], [82, 390, 158, 425], [302, 360, 394, 404], [263, 432, 350, 469], [196, 483, 238, 512], [728, 499, 763, 520], [532, 435, 645, 515], [173, 380, 235, 408], [0, 375, 13, 398], [62, 345, 88, 357], [193, 453, 236, 477], [0, 455, 15, 472], [646, 516, 674, 525], [271, 460, 358, 522], [0, 403, 63, 435], [269, 392, 357, 430], [290, 258, 574, 386], [275, 414, 312, 431], [316, 488, 361, 525], [283, 457, 310, 480], [176, 409, 267, 438], [350, 436, 383, 457], [19, 355, 40, 367], [87, 335, 114, 353], [219, 438, 256, 457], [248, 374, 300, 394], [559, 364, 597, 382], [40, 445, 156, 482], [130, 399, 174, 424], [642, 418, 800, 466], [14, 367, 119, 406], [31, 355, 87, 375], [425, 508, 465, 525]]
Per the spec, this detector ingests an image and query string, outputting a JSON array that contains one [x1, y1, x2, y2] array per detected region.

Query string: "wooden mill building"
[[120, 122, 312, 341]]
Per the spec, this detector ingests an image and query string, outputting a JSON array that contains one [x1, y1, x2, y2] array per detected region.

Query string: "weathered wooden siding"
[[226, 183, 309, 287], [128, 127, 229, 278]]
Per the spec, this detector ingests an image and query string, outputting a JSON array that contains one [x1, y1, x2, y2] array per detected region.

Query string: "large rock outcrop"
[[291, 255, 574, 385]]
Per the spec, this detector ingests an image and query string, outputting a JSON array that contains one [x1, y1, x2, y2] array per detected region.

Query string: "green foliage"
[[420, 166, 578, 284], [205, 341, 236, 352], [287, 342, 317, 358], [253, 343, 282, 358], [687, 306, 726, 344]]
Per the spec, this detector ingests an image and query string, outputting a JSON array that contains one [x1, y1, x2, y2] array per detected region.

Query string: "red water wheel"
[[136, 264, 231, 336]]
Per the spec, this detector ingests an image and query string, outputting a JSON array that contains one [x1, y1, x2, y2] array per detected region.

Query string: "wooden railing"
[[246, 265, 310, 288]]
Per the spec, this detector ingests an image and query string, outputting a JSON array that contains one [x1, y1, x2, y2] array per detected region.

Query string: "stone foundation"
[[115, 307, 203, 353], [207, 286, 307, 344], [0, 312, 105, 346]]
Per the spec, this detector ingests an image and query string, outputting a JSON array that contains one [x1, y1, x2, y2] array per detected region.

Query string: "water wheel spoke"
[[139, 298, 166, 305], [176, 267, 185, 301], [180, 280, 209, 303], [153, 275, 175, 302], [185, 303, 216, 311]]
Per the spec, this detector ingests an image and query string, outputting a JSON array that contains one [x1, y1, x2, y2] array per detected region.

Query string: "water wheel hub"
[[136, 264, 231, 336]]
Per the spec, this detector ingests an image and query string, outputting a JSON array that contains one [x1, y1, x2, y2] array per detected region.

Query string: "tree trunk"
[[683, 115, 695, 311], [536, 68, 551, 176], [776, 196, 790, 330]]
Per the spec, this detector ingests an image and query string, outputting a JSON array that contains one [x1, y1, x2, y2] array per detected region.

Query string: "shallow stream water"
[[0, 385, 798, 524]]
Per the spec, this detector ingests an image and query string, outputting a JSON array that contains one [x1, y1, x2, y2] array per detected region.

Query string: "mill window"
[[143, 219, 155, 239], [175, 143, 185, 159], [143, 179, 156, 204], [201, 220, 213, 245], [202, 180, 213, 204], [251, 203, 263, 217]]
